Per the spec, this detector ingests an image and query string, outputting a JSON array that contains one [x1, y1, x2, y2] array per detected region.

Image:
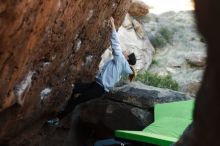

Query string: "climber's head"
[[123, 51, 136, 65]]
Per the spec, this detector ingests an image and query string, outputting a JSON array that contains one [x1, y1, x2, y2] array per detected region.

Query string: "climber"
[[47, 17, 137, 126]]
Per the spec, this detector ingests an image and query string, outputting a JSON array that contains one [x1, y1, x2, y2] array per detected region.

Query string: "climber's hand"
[[110, 16, 116, 30], [129, 73, 135, 82], [128, 66, 136, 82]]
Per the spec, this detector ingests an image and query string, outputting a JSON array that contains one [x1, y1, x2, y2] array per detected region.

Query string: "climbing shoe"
[[47, 117, 60, 126]]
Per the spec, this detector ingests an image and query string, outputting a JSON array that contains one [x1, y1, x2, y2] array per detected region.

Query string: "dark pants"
[[58, 81, 106, 119]]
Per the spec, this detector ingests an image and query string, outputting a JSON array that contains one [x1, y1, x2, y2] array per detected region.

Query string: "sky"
[[142, 0, 194, 14]]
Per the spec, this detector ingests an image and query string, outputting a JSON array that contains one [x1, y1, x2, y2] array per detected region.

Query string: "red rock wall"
[[0, 0, 131, 142]]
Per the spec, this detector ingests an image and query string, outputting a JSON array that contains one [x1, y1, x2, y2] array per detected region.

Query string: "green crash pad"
[[115, 100, 194, 146]]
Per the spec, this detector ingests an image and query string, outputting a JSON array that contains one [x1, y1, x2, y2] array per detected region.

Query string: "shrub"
[[149, 26, 174, 49], [135, 72, 179, 91], [151, 59, 159, 66], [159, 27, 174, 44], [149, 34, 167, 48]]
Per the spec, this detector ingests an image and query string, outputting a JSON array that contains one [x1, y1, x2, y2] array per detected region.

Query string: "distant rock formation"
[[140, 11, 206, 96], [129, 0, 149, 16]]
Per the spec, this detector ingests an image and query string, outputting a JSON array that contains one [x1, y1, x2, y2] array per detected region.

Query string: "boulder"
[[75, 81, 192, 141], [122, 14, 133, 29], [185, 53, 206, 67], [132, 18, 146, 39], [80, 99, 153, 131], [118, 26, 154, 71], [182, 81, 201, 97], [0, 0, 131, 144], [113, 81, 192, 107], [128, 0, 149, 16]]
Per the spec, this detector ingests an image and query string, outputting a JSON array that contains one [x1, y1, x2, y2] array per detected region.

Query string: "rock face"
[[128, 0, 149, 16], [0, 0, 131, 144]]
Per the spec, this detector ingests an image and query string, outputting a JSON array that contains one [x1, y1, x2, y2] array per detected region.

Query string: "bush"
[[135, 72, 179, 91], [151, 59, 159, 66], [150, 35, 167, 48], [149, 26, 174, 49], [159, 27, 173, 44]]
